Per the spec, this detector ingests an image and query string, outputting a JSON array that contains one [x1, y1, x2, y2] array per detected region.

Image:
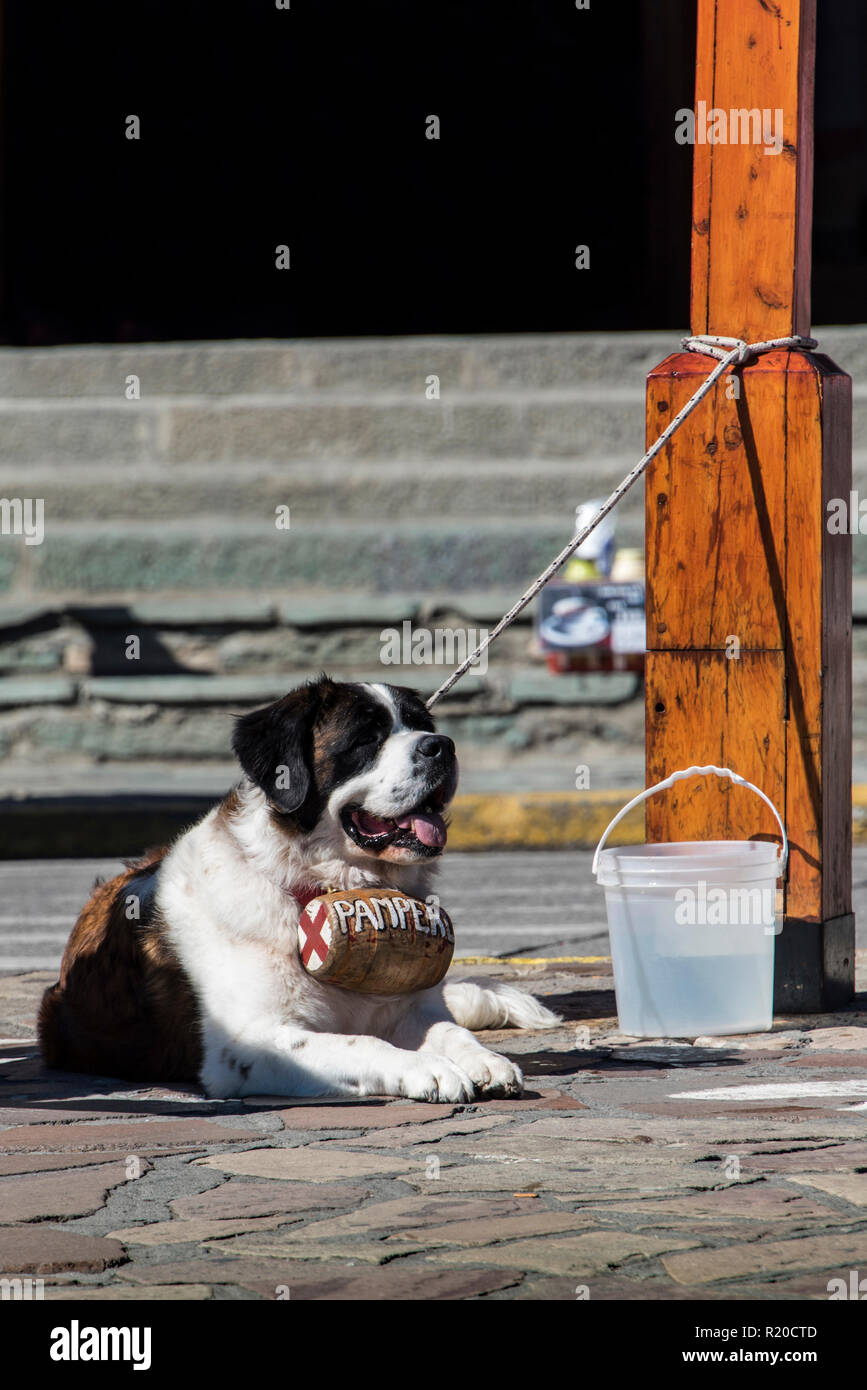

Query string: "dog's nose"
[[417, 734, 455, 762]]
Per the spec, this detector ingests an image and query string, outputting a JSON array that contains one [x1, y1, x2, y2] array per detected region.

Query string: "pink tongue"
[[354, 810, 395, 837], [396, 811, 447, 847]]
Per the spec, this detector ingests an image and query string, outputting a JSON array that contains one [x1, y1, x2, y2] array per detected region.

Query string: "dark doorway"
[[0, 0, 864, 344]]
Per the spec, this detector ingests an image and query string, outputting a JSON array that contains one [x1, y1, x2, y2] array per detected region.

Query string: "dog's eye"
[[355, 733, 381, 750]]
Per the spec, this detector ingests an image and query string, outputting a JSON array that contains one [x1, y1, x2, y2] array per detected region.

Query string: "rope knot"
[[681, 333, 751, 364], [682, 332, 817, 365]]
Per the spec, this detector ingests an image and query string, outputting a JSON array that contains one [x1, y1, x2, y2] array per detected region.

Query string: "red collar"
[[290, 882, 326, 910]]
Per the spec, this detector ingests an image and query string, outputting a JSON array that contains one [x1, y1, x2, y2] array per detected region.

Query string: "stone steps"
[[0, 329, 864, 782], [0, 393, 654, 463], [3, 390, 867, 463], [6, 517, 621, 594], [0, 332, 680, 395], [0, 326, 862, 393], [8, 453, 867, 536], [0, 458, 646, 521], [0, 329, 862, 604]]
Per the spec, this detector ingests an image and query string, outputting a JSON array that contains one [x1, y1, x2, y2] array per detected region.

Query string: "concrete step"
[[0, 326, 861, 396], [8, 510, 867, 597], [0, 392, 653, 463], [3, 388, 867, 463], [9, 451, 867, 531], [1, 329, 865, 660], [0, 326, 861, 469], [0, 458, 648, 523], [2, 517, 647, 595], [0, 333, 679, 397]]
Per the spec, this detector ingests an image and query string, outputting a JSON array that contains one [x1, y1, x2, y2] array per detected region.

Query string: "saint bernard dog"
[[39, 677, 560, 1101]]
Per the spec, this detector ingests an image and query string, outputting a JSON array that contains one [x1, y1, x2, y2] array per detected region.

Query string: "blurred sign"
[[536, 580, 646, 674]]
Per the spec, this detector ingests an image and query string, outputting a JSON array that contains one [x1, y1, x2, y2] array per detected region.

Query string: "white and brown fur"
[[39, 677, 560, 1102]]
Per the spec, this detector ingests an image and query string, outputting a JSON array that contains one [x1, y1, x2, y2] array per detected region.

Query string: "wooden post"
[[644, 0, 854, 1011]]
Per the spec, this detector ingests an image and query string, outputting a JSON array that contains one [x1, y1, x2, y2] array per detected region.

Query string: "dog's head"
[[231, 677, 458, 863]]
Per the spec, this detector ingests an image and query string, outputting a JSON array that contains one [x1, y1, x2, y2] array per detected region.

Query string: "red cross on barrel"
[[299, 900, 332, 970], [297, 889, 455, 994]]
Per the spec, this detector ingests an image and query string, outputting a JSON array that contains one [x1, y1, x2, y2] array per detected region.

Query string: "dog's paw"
[[454, 1049, 524, 1098], [397, 1054, 476, 1103]]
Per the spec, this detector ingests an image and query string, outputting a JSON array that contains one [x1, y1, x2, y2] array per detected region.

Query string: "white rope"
[[426, 332, 817, 709]]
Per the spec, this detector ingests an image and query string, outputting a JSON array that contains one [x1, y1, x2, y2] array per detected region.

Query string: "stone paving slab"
[[737, 1142, 867, 1173], [322, 1114, 514, 1148], [0, 1161, 148, 1221], [196, 1147, 424, 1182], [233, 1196, 588, 1248], [507, 1273, 827, 1300], [595, 1185, 857, 1224], [0, 1119, 259, 1152], [662, 1232, 867, 1286], [420, 1231, 699, 1278], [109, 1213, 308, 1247], [0, 1150, 160, 1177], [788, 1052, 867, 1068], [273, 1103, 461, 1129], [628, 1101, 862, 1122], [401, 1159, 729, 1195], [0, 1227, 127, 1274], [169, 1181, 371, 1221], [786, 1172, 867, 1205], [203, 1232, 435, 1267], [120, 1259, 526, 1300], [234, 1266, 528, 1301], [2, 960, 867, 1300]]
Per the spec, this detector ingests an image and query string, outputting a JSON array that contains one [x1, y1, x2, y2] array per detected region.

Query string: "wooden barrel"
[[297, 889, 455, 993]]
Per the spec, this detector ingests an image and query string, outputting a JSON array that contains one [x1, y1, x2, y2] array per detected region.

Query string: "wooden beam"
[[690, 0, 815, 339], [645, 0, 854, 1011]]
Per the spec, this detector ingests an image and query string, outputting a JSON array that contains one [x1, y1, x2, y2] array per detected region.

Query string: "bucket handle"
[[591, 765, 788, 878]]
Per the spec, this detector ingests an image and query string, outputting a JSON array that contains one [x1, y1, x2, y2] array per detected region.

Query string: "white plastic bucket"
[[592, 765, 787, 1037]]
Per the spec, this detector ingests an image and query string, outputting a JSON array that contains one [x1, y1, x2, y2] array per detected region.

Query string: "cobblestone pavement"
[[2, 952, 867, 1302]]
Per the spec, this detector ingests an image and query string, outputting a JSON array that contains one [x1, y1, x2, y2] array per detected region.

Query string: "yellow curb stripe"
[[448, 789, 645, 851], [449, 787, 867, 849], [454, 955, 610, 965]]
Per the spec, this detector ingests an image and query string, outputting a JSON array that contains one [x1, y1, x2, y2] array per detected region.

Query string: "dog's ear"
[[232, 686, 319, 821]]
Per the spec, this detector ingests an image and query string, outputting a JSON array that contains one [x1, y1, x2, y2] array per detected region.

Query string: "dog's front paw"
[[398, 1054, 476, 1103], [458, 1049, 524, 1098]]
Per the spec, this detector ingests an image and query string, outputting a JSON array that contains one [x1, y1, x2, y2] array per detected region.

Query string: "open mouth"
[[341, 781, 451, 857]]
